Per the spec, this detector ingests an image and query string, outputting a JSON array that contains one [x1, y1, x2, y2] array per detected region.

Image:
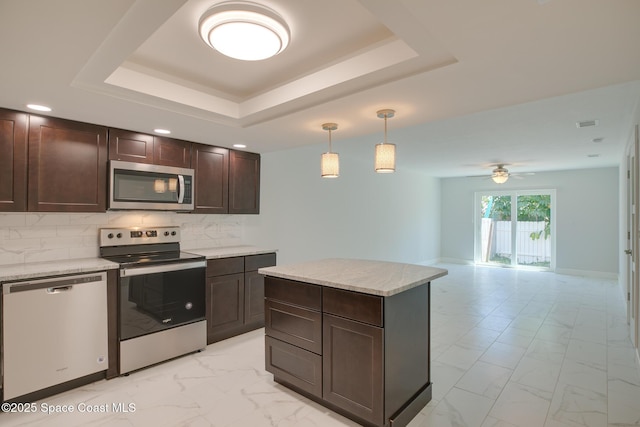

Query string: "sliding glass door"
[[476, 190, 555, 270]]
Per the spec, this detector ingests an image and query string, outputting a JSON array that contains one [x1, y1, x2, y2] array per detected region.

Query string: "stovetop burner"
[[98, 226, 204, 267], [103, 250, 204, 268]]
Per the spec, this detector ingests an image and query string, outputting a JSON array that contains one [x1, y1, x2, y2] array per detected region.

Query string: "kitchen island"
[[258, 258, 447, 427]]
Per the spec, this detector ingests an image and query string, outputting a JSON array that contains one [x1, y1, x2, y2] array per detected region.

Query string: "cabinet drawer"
[[265, 336, 322, 398], [265, 299, 322, 354], [245, 253, 276, 271], [323, 287, 383, 327], [264, 277, 321, 310], [207, 257, 244, 276]]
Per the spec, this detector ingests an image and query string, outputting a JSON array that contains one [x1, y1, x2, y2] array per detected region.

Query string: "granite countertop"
[[187, 245, 277, 259], [0, 246, 277, 283], [259, 258, 448, 297], [0, 258, 120, 283]]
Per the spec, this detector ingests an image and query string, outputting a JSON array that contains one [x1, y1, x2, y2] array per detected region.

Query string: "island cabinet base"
[[264, 276, 431, 427]]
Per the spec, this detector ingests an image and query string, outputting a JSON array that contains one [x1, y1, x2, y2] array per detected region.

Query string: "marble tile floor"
[[2, 263, 640, 427]]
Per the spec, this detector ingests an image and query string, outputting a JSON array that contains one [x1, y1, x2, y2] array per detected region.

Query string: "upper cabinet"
[[192, 143, 229, 214], [229, 150, 260, 214], [153, 136, 191, 168], [0, 109, 28, 212], [28, 115, 108, 212], [108, 129, 191, 168], [108, 129, 154, 164]]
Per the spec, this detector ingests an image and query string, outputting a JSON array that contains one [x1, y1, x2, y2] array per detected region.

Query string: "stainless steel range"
[[99, 226, 206, 374]]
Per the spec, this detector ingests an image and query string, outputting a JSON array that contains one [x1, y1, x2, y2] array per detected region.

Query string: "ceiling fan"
[[469, 164, 535, 184]]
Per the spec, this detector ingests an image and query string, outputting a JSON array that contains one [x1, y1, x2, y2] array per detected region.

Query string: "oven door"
[[119, 260, 205, 341]]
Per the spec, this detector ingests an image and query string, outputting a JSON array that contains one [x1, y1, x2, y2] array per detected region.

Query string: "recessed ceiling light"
[[233, 144, 247, 148], [587, 154, 600, 158], [154, 128, 171, 135], [199, 2, 290, 61], [26, 104, 52, 112], [592, 137, 604, 143]]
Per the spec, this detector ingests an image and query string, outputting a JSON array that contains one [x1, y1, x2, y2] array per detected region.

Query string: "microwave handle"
[[177, 175, 185, 204]]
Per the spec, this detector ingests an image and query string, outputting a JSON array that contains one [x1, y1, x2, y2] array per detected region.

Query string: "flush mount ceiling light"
[[199, 2, 290, 61], [321, 123, 339, 178], [375, 109, 396, 173], [491, 165, 510, 184]]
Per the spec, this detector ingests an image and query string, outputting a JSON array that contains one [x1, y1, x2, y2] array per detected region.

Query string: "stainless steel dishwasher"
[[2, 272, 109, 400]]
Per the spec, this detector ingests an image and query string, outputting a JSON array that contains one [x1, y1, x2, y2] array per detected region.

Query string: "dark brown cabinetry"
[[28, 115, 108, 212], [192, 143, 229, 214], [264, 277, 432, 427], [229, 150, 260, 214], [206, 253, 276, 343], [153, 136, 191, 168], [107, 129, 154, 164], [108, 129, 191, 168], [0, 109, 28, 211]]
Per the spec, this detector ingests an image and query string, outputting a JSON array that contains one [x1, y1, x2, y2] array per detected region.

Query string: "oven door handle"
[[120, 260, 205, 277]]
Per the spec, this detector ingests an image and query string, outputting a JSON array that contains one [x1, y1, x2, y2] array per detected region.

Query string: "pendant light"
[[375, 109, 396, 173], [321, 123, 339, 178]]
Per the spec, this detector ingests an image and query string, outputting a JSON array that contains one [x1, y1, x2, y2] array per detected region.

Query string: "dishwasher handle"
[[3, 272, 106, 295], [47, 286, 73, 294]]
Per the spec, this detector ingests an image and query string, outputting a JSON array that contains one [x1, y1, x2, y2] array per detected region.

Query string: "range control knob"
[[116, 233, 122, 239], [171, 231, 177, 236], [164, 231, 170, 236], [107, 233, 114, 239]]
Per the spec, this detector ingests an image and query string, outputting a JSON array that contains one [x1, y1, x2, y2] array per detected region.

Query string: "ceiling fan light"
[[199, 4, 290, 61], [492, 171, 509, 184]]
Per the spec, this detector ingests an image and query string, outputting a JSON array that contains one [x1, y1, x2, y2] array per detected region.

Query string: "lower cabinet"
[[264, 276, 431, 427], [206, 253, 276, 344], [323, 313, 384, 425]]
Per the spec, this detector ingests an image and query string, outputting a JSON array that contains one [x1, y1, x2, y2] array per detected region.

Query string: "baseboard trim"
[[555, 268, 618, 280], [431, 260, 618, 280]]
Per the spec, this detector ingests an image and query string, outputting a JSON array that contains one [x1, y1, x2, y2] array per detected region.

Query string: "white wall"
[[244, 143, 441, 266], [441, 167, 619, 276]]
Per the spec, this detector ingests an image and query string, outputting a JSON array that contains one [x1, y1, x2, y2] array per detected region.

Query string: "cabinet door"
[[229, 150, 260, 214], [206, 273, 244, 344], [0, 109, 28, 211], [192, 143, 229, 213], [28, 115, 108, 212], [108, 128, 154, 164], [244, 270, 265, 327], [323, 313, 384, 425], [153, 136, 191, 168]]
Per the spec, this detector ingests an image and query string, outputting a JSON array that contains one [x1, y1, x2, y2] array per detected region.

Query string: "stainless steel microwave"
[[109, 160, 194, 211]]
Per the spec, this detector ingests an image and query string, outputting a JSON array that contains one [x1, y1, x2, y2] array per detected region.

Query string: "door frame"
[[474, 189, 556, 271], [627, 124, 639, 349]]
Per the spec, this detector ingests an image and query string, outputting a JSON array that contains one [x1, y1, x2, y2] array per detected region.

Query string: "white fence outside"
[[481, 219, 551, 266]]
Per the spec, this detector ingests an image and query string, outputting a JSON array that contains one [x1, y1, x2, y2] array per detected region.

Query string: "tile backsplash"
[[0, 212, 244, 266]]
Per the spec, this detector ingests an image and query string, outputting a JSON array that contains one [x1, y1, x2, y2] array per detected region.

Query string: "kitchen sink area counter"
[[260, 258, 447, 427], [0, 257, 119, 283], [188, 245, 277, 259]]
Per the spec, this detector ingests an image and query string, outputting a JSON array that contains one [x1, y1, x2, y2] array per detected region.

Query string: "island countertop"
[[258, 258, 447, 297]]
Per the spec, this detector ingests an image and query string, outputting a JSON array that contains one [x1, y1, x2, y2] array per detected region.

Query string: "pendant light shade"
[[321, 123, 339, 178], [375, 109, 396, 173]]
